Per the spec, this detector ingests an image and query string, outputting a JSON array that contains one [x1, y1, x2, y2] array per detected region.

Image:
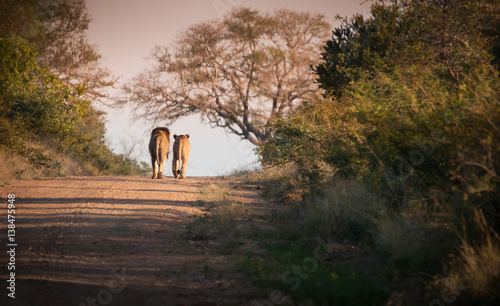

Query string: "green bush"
[[256, 0, 500, 304], [0, 37, 147, 179]]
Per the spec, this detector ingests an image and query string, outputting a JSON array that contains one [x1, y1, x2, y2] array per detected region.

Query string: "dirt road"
[[0, 176, 265, 306]]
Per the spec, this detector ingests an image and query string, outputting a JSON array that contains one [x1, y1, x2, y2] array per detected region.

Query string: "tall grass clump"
[[300, 179, 387, 241], [436, 210, 500, 303], [201, 182, 247, 229], [201, 181, 233, 202], [0, 150, 26, 185], [373, 209, 455, 275], [231, 164, 303, 203], [232, 164, 297, 184]]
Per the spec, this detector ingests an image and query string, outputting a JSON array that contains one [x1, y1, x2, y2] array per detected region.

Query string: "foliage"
[[0, 0, 115, 100], [256, 0, 500, 304], [315, 0, 500, 98], [122, 8, 331, 145], [259, 94, 353, 188], [0, 1, 146, 180], [263, 0, 500, 215]]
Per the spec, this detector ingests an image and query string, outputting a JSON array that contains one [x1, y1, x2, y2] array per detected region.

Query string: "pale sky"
[[85, 0, 372, 176]]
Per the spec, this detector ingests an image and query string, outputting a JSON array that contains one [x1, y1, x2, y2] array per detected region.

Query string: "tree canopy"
[[314, 0, 500, 98], [0, 0, 146, 178], [0, 0, 115, 100], [258, 1, 500, 303], [262, 0, 500, 218], [122, 8, 331, 145]]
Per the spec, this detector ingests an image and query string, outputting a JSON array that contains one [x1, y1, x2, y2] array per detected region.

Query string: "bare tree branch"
[[120, 7, 330, 145]]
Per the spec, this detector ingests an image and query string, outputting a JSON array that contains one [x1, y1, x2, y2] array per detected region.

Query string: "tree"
[[0, 0, 115, 100], [315, 0, 500, 98], [266, 0, 500, 219], [0, 0, 145, 177], [122, 8, 330, 145]]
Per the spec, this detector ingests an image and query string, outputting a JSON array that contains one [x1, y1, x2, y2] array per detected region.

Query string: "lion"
[[149, 127, 170, 179], [172, 134, 191, 179]]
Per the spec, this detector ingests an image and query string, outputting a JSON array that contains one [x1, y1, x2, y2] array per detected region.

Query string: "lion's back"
[[149, 127, 171, 156]]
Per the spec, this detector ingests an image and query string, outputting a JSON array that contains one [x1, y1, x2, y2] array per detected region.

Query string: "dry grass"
[[230, 164, 303, 203], [201, 181, 247, 229], [225, 166, 500, 304], [0, 150, 28, 185], [0, 140, 91, 184], [300, 179, 387, 240], [374, 214, 433, 266], [201, 181, 233, 202], [231, 164, 298, 184], [438, 210, 500, 300], [215, 198, 247, 228]]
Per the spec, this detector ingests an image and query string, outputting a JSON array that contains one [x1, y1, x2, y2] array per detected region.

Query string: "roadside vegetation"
[[0, 0, 148, 184], [3, 1, 498, 304], [198, 0, 499, 305]]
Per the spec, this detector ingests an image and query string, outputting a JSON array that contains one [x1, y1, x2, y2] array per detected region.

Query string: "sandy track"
[[0, 176, 262, 306]]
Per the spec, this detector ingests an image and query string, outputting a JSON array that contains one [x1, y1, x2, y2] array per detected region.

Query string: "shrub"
[[373, 211, 454, 275], [301, 179, 387, 241]]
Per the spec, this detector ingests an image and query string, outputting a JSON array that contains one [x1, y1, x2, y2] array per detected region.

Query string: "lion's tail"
[[156, 140, 161, 167], [175, 141, 181, 175]]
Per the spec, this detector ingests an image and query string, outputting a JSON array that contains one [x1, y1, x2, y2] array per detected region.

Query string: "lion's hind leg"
[[173, 159, 180, 179], [151, 157, 158, 179], [180, 156, 189, 179], [158, 155, 166, 179]]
